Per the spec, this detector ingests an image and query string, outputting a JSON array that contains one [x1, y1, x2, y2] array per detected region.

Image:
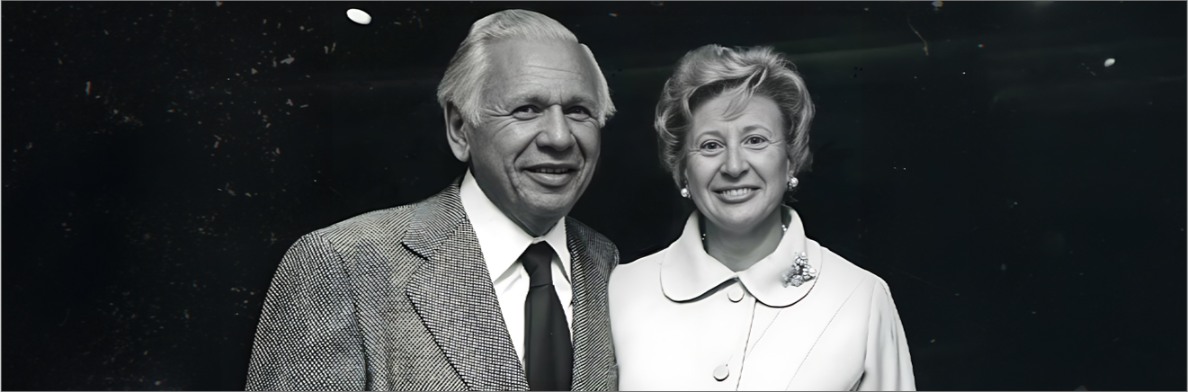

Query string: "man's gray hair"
[[436, 9, 616, 127], [654, 44, 815, 193]]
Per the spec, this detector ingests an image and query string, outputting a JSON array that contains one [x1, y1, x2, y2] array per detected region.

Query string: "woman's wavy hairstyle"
[[654, 44, 815, 194]]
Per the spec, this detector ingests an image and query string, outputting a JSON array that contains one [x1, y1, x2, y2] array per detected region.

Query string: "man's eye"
[[565, 106, 592, 120], [511, 105, 541, 119]]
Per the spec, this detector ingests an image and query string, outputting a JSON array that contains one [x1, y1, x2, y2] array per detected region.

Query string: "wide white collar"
[[660, 207, 822, 307]]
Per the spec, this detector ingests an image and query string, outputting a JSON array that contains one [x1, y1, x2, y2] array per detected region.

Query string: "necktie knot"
[[521, 242, 554, 287]]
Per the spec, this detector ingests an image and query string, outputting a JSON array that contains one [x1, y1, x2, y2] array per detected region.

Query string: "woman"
[[609, 45, 915, 391]]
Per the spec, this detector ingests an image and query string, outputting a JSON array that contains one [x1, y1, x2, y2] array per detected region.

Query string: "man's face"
[[463, 38, 604, 235]]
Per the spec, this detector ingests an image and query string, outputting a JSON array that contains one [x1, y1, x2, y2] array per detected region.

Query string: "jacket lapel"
[[403, 184, 529, 391], [567, 219, 616, 391]]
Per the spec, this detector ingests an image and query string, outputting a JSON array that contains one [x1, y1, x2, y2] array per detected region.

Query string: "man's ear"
[[444, 103, 470, 162]]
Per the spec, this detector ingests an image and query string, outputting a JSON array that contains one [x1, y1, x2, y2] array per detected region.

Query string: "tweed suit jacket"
[[245, 182, 620, 391]]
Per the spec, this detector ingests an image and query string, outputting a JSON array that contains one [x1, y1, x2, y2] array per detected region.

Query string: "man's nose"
[[720, 145, 749, 177], [535, 105, 576, 151]]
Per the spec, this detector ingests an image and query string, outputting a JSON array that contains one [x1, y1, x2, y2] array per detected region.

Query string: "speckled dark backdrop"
[[3, 1, 1184, 390]]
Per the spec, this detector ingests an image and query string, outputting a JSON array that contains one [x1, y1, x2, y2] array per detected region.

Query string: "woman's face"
[[684, 93, 790, 235]]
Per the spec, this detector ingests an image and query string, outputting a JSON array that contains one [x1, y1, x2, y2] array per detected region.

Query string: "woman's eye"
[[743, 136, 772, 149], [511, 105, 541, 119], [744, 136, 768, 145], [699, 141, 725, 152]]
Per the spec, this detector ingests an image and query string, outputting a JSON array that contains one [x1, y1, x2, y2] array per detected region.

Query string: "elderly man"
[[245, 9, 619, 391]]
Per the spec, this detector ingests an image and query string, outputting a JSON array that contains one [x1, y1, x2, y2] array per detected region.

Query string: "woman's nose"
[[720, 145, 749, 177]]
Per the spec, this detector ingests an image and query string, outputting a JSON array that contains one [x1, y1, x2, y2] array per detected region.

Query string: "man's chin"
[[512, 194, 577, 227]]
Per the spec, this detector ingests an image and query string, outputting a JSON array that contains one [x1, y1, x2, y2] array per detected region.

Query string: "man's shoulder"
[[312, 202, 418, 244], [565, 216, 619, 266], [304, 186, 459, 249]]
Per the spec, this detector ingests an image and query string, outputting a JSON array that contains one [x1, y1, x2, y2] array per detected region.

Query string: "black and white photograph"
[[3, 2, 1185, 390]]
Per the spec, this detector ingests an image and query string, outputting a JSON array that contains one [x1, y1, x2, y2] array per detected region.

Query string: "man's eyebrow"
[[504, 92, 599, 108]]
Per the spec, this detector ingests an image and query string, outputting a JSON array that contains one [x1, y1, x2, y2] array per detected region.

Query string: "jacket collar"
[[401, 179, 613, 390], [660, 207, 822, 308], [402, 181, 530, 390]]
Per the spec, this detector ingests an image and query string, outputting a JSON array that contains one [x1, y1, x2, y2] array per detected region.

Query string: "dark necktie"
[[520, 242, 573, 391]]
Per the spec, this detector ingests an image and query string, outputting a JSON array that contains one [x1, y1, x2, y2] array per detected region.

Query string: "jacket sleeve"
[[245, 231, 367, 391], [858, 278, 917, 391]]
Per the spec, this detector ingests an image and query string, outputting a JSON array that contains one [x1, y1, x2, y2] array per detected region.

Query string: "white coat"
[[609, 208, 915, 391]]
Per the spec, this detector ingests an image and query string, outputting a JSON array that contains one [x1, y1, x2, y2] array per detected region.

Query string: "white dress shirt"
[[458, 170, 574, 368], [610, 207, 915, 391]]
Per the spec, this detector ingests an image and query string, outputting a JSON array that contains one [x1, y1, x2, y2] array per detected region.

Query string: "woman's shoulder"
[[608, 242, 673, 295], [612, 243, 669, 278], [811, 239, 893, 295]]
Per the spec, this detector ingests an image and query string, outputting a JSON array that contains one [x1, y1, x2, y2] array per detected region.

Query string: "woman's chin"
[[702, 203, 782, 235]]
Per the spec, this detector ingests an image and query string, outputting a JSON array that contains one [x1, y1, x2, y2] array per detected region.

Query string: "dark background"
[[3, 1, 1184, 390]]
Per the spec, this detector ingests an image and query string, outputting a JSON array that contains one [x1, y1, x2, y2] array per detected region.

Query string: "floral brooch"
[[780, 251, 816, 288]]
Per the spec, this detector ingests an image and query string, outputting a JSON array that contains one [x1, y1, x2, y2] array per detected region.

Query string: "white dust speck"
[[285, 99, 294, 106], [1000, 263, 1007, 271], [608, 12, 619, 17], [215, 1, 222, 6], [299, 104, 309, 108], [331, 42, 337, 53], [271, 58, 277, 68], [103, 29, 110, 35], [280, 55, 295, 65], [932, 0, 943, 10], [85, 81, 92, 95], [250, 67, 258, 75], [1103, 58, 1116, 67], [347, 9, 372, 25]]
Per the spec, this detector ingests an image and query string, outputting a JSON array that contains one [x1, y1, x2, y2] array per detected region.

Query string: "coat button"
[[727, 285, 744, 302], [713, 364, 730, 381]]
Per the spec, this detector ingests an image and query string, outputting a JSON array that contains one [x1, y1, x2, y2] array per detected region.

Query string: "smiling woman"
[[608, 45, 916, 390]]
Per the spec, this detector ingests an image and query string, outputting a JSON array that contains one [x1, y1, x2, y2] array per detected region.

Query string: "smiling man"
[[245, 10, 619, 391]]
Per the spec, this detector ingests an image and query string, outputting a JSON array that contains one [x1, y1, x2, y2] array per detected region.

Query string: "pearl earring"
[[788, 176, 799, 190], [680, 187, 690, 198]]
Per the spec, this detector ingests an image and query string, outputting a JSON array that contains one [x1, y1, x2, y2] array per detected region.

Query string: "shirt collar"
[[660, 206, 822, 308], [459, 170, 571, 284]]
